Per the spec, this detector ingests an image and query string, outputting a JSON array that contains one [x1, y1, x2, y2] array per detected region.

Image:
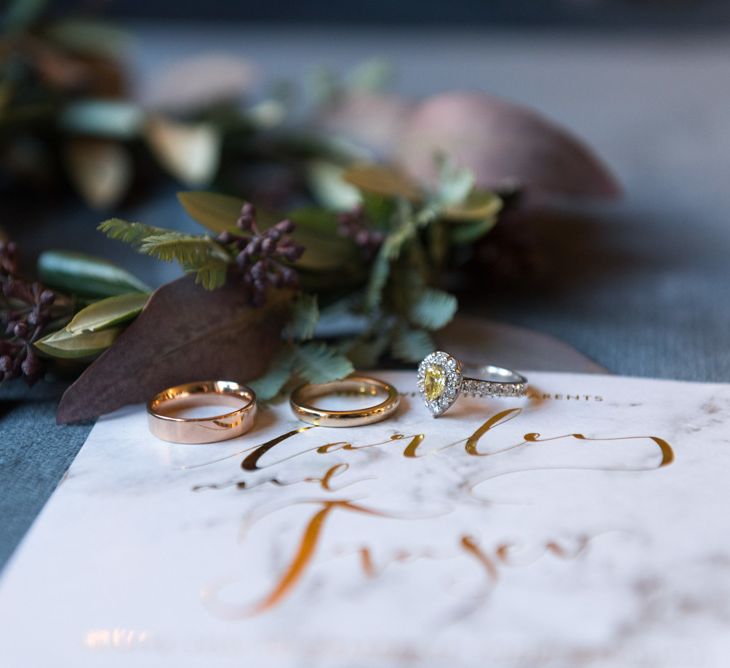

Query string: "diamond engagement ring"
[[417, 351, 528, 417]]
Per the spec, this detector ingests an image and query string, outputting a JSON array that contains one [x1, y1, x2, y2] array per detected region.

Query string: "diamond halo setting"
[[417, 351, 528, 417], [417, 351, 463, 417]]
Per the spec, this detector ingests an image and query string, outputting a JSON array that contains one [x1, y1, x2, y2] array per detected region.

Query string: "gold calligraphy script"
[[198, 407, 674, 617]]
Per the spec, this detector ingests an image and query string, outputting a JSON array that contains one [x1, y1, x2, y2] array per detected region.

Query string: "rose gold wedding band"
[[147, 381, 256, 444]]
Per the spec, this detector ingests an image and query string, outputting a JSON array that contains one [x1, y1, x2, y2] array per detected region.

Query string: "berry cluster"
[[0, 241, 58, 383], [337, 205, 384, 259], [218, 203, 305, 307]]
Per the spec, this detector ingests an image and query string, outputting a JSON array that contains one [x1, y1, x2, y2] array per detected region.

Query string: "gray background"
[[2, 26, 729, 570], [52, 0, 730, 28]]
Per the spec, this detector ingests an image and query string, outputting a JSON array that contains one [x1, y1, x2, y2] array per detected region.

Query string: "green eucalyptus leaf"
[[60, 100, 144, 140], [434, 155, 475, 206], [38, 250, 150, 298], [409, 288, 457, 331], [343, 164, 421, 200], [288, 207, 358, 271], [448, 217, 498, 245], [283, 293, 319, 341], [65, 293, 150, 334], [292, 342, 354, 384], [178, 193, 358, 272], [249, 348, 296, 400], [361, 192, 397, 226], [306, 161, 361, 211], [391, 325, 435, 363], [177, 191, 243, 234], [443, 189, 503, 221], [35, 327, 120, 359]]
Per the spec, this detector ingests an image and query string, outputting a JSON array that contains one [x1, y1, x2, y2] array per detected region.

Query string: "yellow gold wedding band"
[[147, 381, 256, 444], [290, 375, 400, 427]]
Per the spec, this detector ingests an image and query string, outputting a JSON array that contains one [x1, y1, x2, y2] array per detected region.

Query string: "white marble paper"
[[2, 371, 730, 667]]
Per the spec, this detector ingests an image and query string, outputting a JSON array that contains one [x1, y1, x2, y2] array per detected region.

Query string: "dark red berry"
[[276, 219, 294, 234], [261, 237, 275, 255], [39, 290, 55, 306], [281, 245, 304, 262], [21, 351, 40, 378]]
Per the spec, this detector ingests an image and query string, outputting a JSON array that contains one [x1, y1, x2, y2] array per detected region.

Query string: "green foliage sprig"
[[3, 154, 502, 400], [98, 219, 230, 290], [76, 158, 502, 398]]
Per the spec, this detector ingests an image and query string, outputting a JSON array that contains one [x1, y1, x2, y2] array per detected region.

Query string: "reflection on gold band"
[[290, 375, 400, 428], [147, 380, 256, 444]]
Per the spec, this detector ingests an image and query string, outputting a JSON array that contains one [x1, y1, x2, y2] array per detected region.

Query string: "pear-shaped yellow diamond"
[[424, 364, 446, 401]]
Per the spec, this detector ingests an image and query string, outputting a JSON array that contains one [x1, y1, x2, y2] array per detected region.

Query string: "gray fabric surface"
[[2, 28, 729, 571], [0, 398, 92, 569]]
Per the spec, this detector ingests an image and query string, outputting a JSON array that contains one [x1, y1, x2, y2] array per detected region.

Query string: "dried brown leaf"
[[316, 92, 412, 158], [141, 54, 256, 111], [65, 138, 132, 209], [397, 91, 621, 198], [56, 276, 292, 424], [145, 116, 221, 186], [342, 163, 421, 200]]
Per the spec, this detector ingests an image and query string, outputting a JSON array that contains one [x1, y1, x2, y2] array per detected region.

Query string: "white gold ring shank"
[[461, 365, 527, 398]]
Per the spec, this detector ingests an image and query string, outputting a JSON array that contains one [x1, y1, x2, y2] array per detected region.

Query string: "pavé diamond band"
[[417, 351, 527, 417]]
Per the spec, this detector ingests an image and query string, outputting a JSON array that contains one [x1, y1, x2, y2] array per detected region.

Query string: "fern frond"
[[283, 293, 319, 341], [98, 219, 169, 246], [138, 235, 230, 290], [250, 349, 296, 400], [191, 257, 228, 290], [100, 219, 231, 290], [391, 324, 435, 363], [292, 342, 353, 384], [409, 288, 457, 331], [139, 234, 223, 264], [250, 341, 354, 401]]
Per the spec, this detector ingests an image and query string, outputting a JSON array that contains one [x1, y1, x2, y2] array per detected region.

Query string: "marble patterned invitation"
[[2, 371, 730, 667]]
